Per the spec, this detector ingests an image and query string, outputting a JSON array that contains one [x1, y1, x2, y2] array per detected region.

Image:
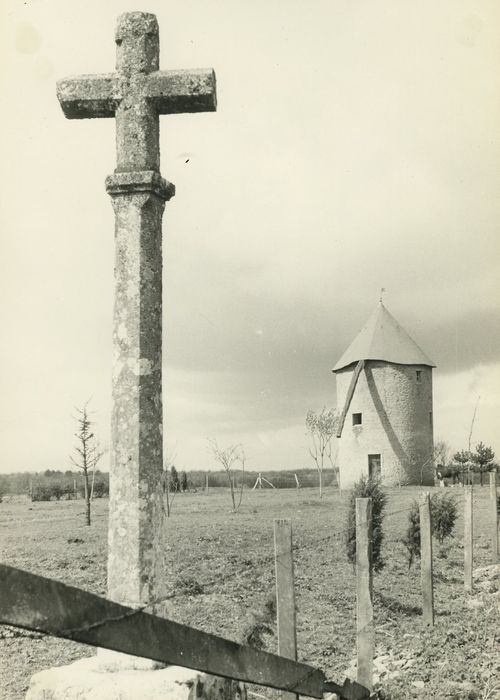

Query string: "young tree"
[[161, 451, 179, 518], [472, 442, 495, 486], [208, 439, 246, 513], [169, 465, 180, 493], [431, 493, 458, 545], [402, 500, 421, 570], [454, 449, 473, 485], [306, 408, 338, 498], [180, 471, 188, 493], [344, 475, 387, 572], [402, 493, 458, 568], [70, 402, 104, 526]]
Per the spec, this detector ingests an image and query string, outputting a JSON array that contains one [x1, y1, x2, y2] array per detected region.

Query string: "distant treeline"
[[0, 468, 337, 500], [189, 468, 337, 490], [0, 470, 109, 501]]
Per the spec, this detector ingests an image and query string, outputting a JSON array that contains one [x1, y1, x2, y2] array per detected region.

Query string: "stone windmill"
[[333, 302, 435, 488]]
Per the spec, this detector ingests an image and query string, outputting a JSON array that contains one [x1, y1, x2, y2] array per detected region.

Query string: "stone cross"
[[57, 12, 216, 608]]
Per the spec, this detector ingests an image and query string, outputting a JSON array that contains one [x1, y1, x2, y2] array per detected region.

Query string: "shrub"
[[31, 485, 53, 501], [92, 480, 109, 498], [402, 500, 421, 570], [51, 484, 63, 501], [173, 575, 204, 596], [344, 475, 387, 573], [431, 492, 458, 544], [403, 493, 458, 569], [61, 483, 75, 499], [239, 593, 276, 649]]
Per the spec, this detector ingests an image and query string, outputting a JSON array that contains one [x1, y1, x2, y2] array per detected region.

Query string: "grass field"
[[0, 486, 498, 700]]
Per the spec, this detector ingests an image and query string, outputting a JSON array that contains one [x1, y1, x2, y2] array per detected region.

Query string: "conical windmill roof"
[[333, 302, 435, 372]]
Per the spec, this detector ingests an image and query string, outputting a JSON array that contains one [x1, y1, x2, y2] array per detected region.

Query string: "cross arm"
[[148, 69, 217, 114], [57, 74, 119, 119]]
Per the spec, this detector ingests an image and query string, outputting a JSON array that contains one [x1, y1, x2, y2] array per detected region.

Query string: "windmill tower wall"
[[335, 361, 434, 488], [333, 303, 436, 489]]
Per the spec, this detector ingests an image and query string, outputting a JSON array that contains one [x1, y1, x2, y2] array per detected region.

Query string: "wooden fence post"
[[464, 486, 473, 592], [205, 472, 209, 494], [419, 492, 434, 625], [490, 471, 498, 563], [274, 519, 297, 700], [356, 497, 373, 692]]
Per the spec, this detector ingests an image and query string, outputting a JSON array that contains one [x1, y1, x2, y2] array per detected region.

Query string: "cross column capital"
[[105, 171, 175, 200]]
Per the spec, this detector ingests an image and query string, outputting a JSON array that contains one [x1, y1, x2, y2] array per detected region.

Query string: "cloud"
[[434, 363, 500, 455], [164, 242, 500, 377], [0, 0, 499, 473]]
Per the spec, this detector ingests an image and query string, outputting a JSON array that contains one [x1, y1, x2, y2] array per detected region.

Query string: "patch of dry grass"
[[0, 486, 498, 699]]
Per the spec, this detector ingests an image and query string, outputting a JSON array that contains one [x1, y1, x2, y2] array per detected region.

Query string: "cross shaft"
[[56, 12, 216, 608]]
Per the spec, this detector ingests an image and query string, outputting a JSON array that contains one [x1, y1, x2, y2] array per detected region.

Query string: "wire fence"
[[1, 497, 424, 645], [1, 490, 472, 626], [11, 494, 466, 630], [2, 482, 497, 699]]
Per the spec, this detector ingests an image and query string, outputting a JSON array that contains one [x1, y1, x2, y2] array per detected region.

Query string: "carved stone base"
[[25, 655, 246, 700]]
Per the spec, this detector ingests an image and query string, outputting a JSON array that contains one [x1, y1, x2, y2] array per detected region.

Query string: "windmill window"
[[352, 413, 362, 426], [416, 370, 422, 383]]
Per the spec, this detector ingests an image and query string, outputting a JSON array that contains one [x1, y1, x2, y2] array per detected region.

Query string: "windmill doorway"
[[368, 454, 381, 479]]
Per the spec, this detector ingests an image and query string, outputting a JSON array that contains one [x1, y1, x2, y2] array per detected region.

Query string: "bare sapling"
[[70, 402, 104, 526], [208, 439, 246, 513], [306, 408, 338, 498], [161, 450, 179, 518]]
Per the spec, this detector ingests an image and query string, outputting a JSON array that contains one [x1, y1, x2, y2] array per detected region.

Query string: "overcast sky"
[[1, 0, 499, 474]]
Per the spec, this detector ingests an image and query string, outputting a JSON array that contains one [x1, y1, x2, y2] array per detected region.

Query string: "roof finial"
[[379, 287, 386, 304]]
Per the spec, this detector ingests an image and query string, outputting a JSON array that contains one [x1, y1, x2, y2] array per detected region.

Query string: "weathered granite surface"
[[28, 11, 221, 700], [106, 181, 167, 607], [26, 657, 245, 700], [56, 12, 216, 172], [55, 10, 217, 609]]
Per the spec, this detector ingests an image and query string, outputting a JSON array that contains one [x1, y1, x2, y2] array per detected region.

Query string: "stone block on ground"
[[26, 655, 246, 700]]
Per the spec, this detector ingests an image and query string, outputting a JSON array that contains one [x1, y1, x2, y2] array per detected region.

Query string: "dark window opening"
[[429, 411, 433, 427], [368, 454, 381, 478], [352, 413, 362, 426], [416, 370, 422, 383]]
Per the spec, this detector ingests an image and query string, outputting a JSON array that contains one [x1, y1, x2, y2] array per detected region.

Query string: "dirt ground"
[[0, 486, 498, 700]]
